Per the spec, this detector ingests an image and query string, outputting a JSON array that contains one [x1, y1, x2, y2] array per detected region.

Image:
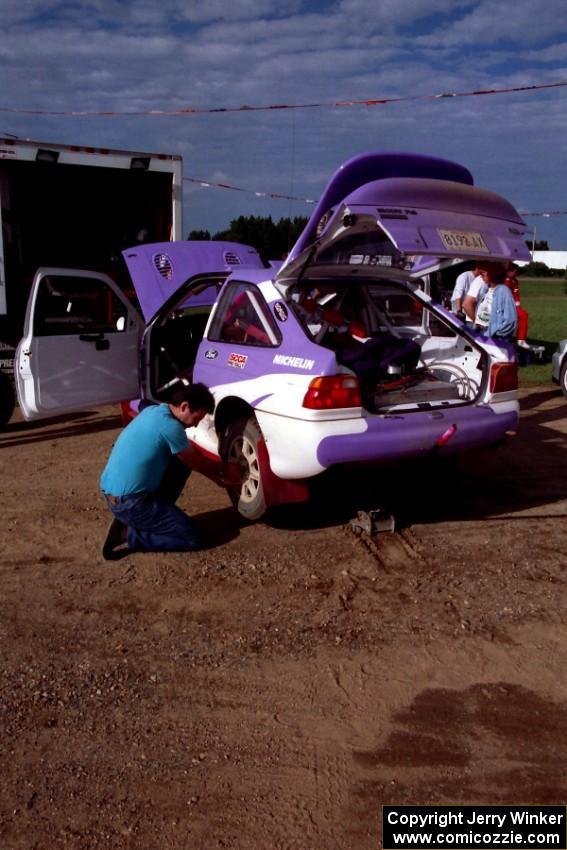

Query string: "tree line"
[[188, 215, 309, 265], [189, 218, 561, 277]]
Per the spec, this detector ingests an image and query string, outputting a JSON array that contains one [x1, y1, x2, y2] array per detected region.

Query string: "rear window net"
[[153, 253, 173, 279], [224, 251, 242, 266]]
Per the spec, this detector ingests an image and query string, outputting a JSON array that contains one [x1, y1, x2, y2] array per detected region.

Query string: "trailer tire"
[[0, 373, 15, 428], [222, 416, 267, 521]]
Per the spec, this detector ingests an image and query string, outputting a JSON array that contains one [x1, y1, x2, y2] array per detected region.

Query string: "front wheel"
[[223, 417, 267, 521]]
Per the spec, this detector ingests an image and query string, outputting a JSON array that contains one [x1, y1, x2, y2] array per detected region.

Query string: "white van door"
[[15, 268, 143, 420]]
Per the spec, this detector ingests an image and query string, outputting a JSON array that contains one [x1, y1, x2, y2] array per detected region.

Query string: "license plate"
[[437, 228, 489, 253]]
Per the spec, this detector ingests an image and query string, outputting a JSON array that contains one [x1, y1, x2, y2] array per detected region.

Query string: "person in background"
[[462, 267, 489, 324], [504, 262, 530, 348], [100, 382, 241, 559], [472, 262, 517, 340], [451, 263, 482, 319]]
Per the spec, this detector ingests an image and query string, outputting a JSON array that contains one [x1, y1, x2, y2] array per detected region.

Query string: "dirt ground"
[[1, 385, 567, 850]]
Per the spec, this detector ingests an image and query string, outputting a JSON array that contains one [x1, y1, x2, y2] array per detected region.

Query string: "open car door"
[[15, 268, 143, 421]]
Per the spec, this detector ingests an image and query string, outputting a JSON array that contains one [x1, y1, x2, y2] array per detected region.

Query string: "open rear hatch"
[[277, 152, 530, 414], [278, 173, 530, 281]]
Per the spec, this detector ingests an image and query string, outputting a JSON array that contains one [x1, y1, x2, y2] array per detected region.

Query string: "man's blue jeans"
[[103, 460, 203, 552]]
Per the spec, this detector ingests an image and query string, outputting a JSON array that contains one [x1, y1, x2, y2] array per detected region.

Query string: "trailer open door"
[[15, 268, 143, 420]]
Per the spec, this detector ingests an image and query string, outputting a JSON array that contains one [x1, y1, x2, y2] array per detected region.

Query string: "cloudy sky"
[[2, 0, 567, 246]]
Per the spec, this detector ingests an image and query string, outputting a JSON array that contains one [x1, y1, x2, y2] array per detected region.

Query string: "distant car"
[[15, 152, 531, 520], [552, 340, 567, 397]]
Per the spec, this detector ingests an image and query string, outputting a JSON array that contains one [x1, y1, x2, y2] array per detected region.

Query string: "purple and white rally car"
[[15, 152, 531, 519]]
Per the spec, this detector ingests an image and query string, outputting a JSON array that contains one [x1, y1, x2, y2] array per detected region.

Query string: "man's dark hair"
[[167, 381, 215, 414]]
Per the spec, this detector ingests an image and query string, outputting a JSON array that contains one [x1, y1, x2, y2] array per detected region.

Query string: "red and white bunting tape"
[[185, 176, 567, 217], [184, 175, 315, 203], [520, 211, 567, 217], [1, 79, 566, 117]]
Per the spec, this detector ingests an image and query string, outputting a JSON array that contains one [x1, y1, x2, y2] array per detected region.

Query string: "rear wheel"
[[223, 417, 267, 521], [0, 372, 15, 429], [560, 359, 567, 399]]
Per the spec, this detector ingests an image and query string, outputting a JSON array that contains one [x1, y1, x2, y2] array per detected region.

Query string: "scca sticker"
[[274, 301, 288, 322], [204, 349, 218, 360], [228, 352, 248, 369]]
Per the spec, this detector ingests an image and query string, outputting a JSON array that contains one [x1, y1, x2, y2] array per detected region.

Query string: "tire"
[[0, 372, 15, 429], [223, 416, 267, 521], [561, 359, 567, 400]]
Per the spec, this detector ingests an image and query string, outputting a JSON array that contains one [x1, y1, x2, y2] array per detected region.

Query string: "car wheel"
[[560, 359, 567, 399], [223, 416, 267, 521], [0, 372, 15, 429]]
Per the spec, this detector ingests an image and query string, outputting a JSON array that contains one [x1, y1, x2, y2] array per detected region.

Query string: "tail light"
[[489, 362, 518, 394], [303, 375, 362, 409]]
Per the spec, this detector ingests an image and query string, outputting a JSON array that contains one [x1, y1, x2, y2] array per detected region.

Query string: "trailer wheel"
[[223, 417, 267, 521], [0, 373, 15, 429]]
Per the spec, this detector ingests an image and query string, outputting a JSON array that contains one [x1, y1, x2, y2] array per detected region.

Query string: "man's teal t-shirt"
[[100, 404, 189, 496]]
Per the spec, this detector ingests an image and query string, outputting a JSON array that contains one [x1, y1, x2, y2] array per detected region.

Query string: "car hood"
[[277, 152, 530, 279], [122, 241, 264, 321]]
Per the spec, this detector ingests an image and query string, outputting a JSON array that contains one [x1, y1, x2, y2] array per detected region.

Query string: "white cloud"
[[180, 0, 303, 23], [1, 0, 566, 246], [337, 0, 472, 28], [416, 0, 567, 48]]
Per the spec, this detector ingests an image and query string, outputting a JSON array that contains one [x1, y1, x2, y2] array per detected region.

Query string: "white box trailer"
[[0, 136, 183, 425]]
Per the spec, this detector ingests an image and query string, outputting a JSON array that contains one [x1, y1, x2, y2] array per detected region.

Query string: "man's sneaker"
[[517, 339, 531, 349], [102, 519, 127, 560]]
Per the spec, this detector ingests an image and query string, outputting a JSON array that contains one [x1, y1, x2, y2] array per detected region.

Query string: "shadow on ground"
[[0, 411, 122, 449], [351, 682, 567, 807], [269, 386, 567, 531]]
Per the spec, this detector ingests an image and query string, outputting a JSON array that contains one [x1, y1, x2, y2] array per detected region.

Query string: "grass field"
[[518, 276, 566, 385]]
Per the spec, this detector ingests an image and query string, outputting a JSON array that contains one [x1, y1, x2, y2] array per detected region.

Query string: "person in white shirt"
[[463, 272, 489, 323], [474, 284, 495, 330], [451, 264, 482, 319]]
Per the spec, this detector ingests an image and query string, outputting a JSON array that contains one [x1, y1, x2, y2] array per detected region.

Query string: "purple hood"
[[122, 241, 265, 321]]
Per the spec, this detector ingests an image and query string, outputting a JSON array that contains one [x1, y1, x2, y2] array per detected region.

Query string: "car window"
[[33, 275, 128, 336], [209, 282, 281, 347], [369, 289, 424, 328]]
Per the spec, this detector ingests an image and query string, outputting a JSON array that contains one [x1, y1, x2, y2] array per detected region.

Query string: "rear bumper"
[[257, 402, 519, 479]]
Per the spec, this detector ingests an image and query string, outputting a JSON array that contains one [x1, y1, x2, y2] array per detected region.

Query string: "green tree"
[[187, 229, 211, 240], [517, 261, 553, 277], [525, 239, 549, 251], [213, 215, 309, 264]]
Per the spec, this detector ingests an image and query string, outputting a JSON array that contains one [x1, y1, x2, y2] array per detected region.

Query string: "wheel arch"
[[215, 396, 309, 517], [214, 396, 256, 439]]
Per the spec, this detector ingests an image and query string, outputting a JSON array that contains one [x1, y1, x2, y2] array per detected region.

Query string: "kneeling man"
[[100, 383, 237, 558]]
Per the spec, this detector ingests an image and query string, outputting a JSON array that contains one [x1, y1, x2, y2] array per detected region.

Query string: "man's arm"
[[462, 294, 477, 322], [451, 278, 465, 311], [177, 443, 242, 487]]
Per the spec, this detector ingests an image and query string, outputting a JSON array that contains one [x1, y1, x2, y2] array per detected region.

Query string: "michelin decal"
[[272, 354, 315, 370]]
